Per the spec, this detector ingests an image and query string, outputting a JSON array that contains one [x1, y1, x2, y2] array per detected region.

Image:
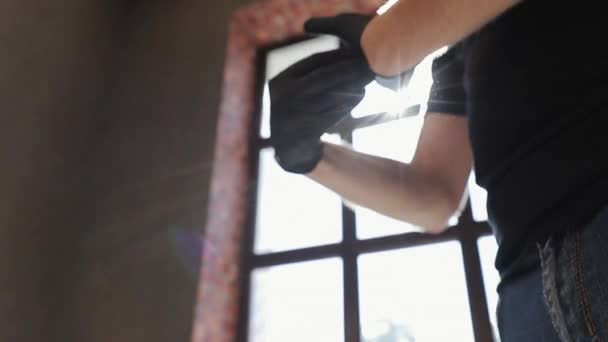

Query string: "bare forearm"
[[361, 0, 521, 76], [307, 142, 457, 233]]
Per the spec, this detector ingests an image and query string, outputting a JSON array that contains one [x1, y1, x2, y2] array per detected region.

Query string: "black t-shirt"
[[427, 0, 608, 283]]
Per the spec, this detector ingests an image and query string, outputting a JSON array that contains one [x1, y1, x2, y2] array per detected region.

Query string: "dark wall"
[[0, 0, 250, 341]]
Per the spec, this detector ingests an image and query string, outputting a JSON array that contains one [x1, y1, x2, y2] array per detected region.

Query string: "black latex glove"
[[269, 48, 374, 174], [304, 13, 373, 55], [305, 13, 413, 91]]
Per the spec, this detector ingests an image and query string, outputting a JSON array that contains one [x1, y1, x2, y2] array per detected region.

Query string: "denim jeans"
[[497, 206, 608, 342]]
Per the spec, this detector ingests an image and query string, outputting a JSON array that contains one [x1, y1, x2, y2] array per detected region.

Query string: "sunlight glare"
[[377, 0, 399, 14]]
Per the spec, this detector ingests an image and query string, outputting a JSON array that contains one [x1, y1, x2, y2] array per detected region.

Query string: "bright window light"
[[468, 171, 489, 222], [248, 258, 344, 342], [255, 148, 342, 254], [350, 52, 435, 119], [359, 242, 475, 342], [377, 0, 399, 14]]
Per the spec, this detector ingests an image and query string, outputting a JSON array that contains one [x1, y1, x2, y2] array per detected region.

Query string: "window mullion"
[[459, 217, 495, 342], [341, 131, 362, 342]]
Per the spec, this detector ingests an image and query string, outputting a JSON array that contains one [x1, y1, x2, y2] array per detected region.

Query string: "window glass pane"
[[351, 51, 435, 119], [478, 236, 501, 341], [468, 171, 488, 222], [255, 148, 342, 254], [352, 113, 424, 163], [260, 35, 340, 138], [350, 80, 414, 118], [248, 258, 344, 342], [358, 242, 474, 342], [354, 205, 418, 240]]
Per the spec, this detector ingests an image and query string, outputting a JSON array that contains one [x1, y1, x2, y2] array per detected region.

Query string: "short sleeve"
[[426, 42, 467, 115]]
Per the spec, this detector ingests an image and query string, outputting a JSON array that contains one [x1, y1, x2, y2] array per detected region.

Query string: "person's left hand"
[[269, 48, 374, 173]]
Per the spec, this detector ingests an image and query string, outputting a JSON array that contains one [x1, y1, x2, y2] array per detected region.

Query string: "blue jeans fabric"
[[497, 206, 608, 342]]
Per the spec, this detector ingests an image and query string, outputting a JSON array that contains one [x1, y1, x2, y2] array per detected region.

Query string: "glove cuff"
[[274, 140, 324, 174]]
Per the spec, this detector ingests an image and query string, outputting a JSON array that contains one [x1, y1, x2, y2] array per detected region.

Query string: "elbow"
[[421, 206, 451, 235], [419, 189, 463, 235], [361, 31, 401, 77], [361, 23, 419, 77]]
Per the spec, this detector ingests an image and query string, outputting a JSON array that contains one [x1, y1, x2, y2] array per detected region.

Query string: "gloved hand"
[[269, 48, 374, 174], [304, 13, 373, 55], [304, 13, 413, 91]]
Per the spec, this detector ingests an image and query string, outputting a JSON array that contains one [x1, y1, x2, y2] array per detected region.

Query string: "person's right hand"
[[269, 48, 374, 174]]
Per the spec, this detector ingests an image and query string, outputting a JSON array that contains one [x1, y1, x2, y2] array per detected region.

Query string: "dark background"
[[0, 0, 250, 340]]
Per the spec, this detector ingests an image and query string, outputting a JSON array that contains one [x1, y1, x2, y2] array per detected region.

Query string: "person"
[[269, 0, 608, 341]]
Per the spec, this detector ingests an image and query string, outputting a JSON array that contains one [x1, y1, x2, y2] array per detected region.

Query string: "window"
[[248, 258, 344, 341], [237, 36, 502, 342], [358, 242, 474, 342]]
